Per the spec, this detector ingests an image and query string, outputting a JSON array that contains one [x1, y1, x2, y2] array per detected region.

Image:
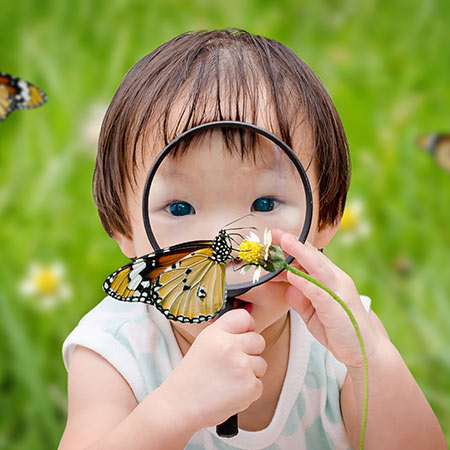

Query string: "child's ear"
[[112, 233, 136, 259], [311, 220, 341, 249]]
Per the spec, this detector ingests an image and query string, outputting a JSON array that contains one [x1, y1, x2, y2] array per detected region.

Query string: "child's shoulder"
[[62, 297, 180, 402], [76, 296, 152, 331]]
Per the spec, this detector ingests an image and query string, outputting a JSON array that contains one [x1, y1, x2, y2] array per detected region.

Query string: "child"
[[59, 29, 446, 449]]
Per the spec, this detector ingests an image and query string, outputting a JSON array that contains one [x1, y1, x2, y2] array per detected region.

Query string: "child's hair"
[[93, 28, 350, 238]]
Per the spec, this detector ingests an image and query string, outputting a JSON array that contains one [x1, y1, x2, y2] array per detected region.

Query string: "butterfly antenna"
[[227, 232, 245, 241], [222, 213, 254, 229], [225, 226, 258, 232], [225, 234, 242, 254]]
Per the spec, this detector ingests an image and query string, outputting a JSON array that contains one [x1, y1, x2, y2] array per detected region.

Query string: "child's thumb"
[[214, 308, 255, 334]]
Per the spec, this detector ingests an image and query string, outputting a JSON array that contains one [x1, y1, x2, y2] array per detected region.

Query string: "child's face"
[[116, 127, 338, 339]]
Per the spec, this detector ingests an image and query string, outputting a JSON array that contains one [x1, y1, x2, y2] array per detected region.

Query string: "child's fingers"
[[285, 285, 315, 323], [236, 331, 266, 355], [215, 308, 255, 334], [285, 268, 348, 320], [280, 233, 338, 289], [248, 355, 267, 378]]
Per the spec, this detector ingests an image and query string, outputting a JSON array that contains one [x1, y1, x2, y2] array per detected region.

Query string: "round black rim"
[[142, 120, 313, 297]]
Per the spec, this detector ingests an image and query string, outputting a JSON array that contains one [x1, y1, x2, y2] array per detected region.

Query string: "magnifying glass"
[[141, 121, 313, 437]]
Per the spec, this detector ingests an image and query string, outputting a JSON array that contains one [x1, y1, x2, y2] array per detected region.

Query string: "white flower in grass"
[[338, 198, 371, 245], [238, 229, 272, 283], [20, 262, 71, 309]]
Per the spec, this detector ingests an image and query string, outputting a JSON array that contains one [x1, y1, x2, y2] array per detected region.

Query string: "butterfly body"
[[103, 230, 234, 323], [0, 72, 47, 121], [417, 133, 450, 172]]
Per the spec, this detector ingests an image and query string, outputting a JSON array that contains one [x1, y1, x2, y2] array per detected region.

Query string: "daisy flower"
[[238, 229, 273, 283], [20, 262, 71, 309]]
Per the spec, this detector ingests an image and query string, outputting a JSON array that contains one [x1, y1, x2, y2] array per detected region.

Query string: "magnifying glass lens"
[[147, 128, 308, 287]]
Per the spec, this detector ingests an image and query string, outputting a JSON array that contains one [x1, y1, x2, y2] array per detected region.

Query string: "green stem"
[[283, 262, 368, 450]]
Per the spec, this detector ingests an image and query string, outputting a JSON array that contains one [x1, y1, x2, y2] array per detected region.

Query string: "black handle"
[[216, 414, 238, 438]]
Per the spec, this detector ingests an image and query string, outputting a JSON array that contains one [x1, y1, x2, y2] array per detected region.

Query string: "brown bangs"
[[94, 29, 350, 238]]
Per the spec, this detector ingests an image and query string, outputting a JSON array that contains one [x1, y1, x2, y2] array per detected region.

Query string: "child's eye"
[[251, 197, 278, 212], [167, 201, 195, 216]]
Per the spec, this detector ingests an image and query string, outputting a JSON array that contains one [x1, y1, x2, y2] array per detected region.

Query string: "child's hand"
[[160, 309, 266, 431], [274, 230, 385, 370]]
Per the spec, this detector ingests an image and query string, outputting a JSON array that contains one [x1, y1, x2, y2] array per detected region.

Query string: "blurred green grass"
[[0, 0, 449, 447]]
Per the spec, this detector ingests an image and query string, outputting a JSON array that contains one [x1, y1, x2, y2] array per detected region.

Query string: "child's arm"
[[59, 309, 266, 450], [278, 233, 447, 450], [58, 346, 196, 449]]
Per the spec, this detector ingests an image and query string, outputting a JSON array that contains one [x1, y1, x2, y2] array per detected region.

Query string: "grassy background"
[[1, 0, 449, 447]]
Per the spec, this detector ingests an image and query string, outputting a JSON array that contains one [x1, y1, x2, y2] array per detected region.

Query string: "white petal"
[[20, 280, 36, 295], [263, 229, 272, 246], [359, 222, 371, 237], [40, 296, 58, 310], [351, 198, 364, 214], [252, 266, 262, 283], [59, 285, 71, 299], [248, 232, 260, 243], [51, 262, 65, 278]]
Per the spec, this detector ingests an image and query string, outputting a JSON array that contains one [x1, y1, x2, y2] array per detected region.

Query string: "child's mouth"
[[232, 298, 252, 313], [211, 297, 252, 322]]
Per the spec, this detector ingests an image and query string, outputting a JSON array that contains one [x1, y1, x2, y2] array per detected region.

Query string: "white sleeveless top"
[[63, 295, 371, 449]]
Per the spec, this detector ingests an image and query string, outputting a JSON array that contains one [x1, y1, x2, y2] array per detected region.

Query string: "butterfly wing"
[[435, 135, 450, 171], [0, 85, 13, 121], [416, 133, 450, 171], [153, 248, 227, 323], [103, 241, 214, 303], [0, 72, 47, 118]]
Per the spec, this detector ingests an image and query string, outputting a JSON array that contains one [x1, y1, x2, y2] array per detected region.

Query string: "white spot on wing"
[[128, 274, 142, 290], [17, 79, 31, 102], [130, 261, 146, 279]]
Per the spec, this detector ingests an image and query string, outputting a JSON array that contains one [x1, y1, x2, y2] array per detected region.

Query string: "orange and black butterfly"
[[103, 229, 234, 323], [0, 72, 47, 121], [416, 134, 450, 172]]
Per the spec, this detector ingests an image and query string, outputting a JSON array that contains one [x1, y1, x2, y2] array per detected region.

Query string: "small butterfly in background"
[[416, 133, 450, 172], [0, 72, 47, 122], [103, 229, 235, 323]]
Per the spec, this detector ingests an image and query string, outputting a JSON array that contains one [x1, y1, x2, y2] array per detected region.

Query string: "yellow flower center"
[[238, 240, 265, 265], [33, 269, 60, 295], [340, 207, 359, 231]]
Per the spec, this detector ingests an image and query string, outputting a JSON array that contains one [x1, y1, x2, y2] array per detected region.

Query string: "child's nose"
[[201, 216, 240, 238]]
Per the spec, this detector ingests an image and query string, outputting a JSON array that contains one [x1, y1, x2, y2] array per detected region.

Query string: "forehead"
[[158, 131, 300, 174], [138, 122, 314, 178]]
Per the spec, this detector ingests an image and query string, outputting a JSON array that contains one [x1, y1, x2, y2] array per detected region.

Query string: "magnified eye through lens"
[[252, 197, 277, 212], [167, 200, 195, 216]]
